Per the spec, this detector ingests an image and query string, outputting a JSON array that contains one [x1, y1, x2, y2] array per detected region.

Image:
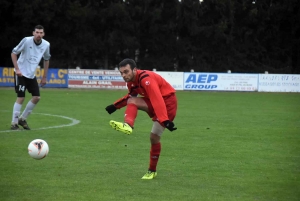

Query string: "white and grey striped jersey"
[[12, 36, 51, 79]]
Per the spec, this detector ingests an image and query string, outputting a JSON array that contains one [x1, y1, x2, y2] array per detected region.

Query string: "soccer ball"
[[28, 139, 49, 160]]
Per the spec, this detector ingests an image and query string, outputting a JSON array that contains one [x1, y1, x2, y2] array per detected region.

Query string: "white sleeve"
[[43, 44, 51, 61], [12, 38, 26, 55]]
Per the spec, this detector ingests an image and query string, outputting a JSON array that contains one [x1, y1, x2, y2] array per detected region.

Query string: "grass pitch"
[[0, 88, 299, 201]]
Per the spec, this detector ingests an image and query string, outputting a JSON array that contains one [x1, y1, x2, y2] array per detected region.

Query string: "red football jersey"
[[114, 70, 175, 122]]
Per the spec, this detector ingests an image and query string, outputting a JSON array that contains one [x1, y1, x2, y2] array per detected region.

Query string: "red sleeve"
[[113, 83, 138, 109], [113, 94, 130, 109], [140, 77, 169, 123]]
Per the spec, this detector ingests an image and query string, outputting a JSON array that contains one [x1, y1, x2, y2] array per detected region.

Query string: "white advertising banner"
[[183, 73, 258, 91], [68, 69, 126, 89], [154, 71, 184, 90], [258, 74, 300, 92]]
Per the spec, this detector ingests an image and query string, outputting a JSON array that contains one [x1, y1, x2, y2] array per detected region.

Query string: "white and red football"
[[28, 139, 49, 160]]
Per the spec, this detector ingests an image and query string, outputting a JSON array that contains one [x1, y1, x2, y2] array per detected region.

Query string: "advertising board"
[[155, 71, 183, 90], [68, 69, 126, 89], [0, 67, 68, 88], [258, 74, 300, 92], [183, 73, 258, 91]]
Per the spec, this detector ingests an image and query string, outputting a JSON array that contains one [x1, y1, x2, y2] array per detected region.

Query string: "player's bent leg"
[[109, 120, 132, 135], [127, 97, 150, 113], [18, 99, 37, 130], [31, 96, 40, 104]]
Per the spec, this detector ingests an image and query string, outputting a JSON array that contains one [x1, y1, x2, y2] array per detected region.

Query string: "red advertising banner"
[[68, 69, 126, 89]]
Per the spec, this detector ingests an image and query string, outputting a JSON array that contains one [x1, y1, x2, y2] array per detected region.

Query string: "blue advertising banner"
[[0, 67, 68, 88]]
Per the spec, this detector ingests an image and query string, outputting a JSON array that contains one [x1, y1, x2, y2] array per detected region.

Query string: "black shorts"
[[14, 73, 40, 97]]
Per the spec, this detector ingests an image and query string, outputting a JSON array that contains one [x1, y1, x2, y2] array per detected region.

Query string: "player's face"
[[33, 29, 45, 42], [119, 64, 136, 82]]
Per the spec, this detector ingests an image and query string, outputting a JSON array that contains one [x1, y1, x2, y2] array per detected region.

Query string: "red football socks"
[[124, 103, 138, 127], [149, 142, 161, 172]]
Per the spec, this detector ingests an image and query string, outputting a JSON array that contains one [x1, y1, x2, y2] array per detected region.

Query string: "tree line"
[[0, 0, 299, 73]]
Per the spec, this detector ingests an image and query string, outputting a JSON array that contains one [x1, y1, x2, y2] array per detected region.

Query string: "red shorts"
[[142, 93, 177, 124]]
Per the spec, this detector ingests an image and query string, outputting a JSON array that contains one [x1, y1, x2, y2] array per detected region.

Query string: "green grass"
[[0, 88, 299, 201]]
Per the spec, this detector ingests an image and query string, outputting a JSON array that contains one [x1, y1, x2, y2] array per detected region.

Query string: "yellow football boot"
[[141, 171, 157, 180], [109, 120, 132, 135]]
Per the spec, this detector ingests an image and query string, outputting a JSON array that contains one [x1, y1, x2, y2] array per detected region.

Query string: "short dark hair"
[[119, 58, 137, 70], [34, 25, 44, 31]]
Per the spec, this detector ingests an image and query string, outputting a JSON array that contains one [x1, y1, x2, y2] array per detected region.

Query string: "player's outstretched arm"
[[106, 92, 138, 114]]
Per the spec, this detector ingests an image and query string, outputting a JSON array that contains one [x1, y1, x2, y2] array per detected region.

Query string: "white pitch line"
[[0, 112, 80, 133]]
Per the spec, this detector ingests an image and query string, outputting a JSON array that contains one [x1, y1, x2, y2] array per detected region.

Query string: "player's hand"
[[40, 77, 47, 87], [163, 120, 177, 131], [15, 69, 22, 77], [105, 104, 117, 114]]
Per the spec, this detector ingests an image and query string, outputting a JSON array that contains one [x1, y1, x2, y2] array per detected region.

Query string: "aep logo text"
[[184, 74, 218, 89]]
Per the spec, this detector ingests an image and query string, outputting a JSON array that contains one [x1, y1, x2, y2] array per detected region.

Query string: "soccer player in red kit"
[[105, 58, 177, 179]]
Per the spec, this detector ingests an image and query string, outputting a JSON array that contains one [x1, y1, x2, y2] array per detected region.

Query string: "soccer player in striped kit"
[[105, 58, 177, 179], [10, 25, 51, 130]]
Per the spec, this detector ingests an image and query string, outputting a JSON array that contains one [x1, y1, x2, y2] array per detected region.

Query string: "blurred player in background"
[[10, 25, 51, 130], [105, 58, 177, 179]]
